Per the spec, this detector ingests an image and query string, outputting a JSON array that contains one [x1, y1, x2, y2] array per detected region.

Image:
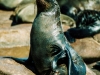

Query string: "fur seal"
[[28, 0, 86, 75], [58, 0, 100, 20], [4, 0, 86, 75], [0, 0, 23, 10], [11, 1, 37, 25], [65, 10, 100, 40], [0, 0, 35, 10]]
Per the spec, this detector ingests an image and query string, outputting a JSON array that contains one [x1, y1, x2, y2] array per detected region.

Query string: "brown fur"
[[36, 0, 51, 11]]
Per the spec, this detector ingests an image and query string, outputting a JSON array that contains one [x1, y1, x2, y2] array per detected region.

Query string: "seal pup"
[[29, 0, 86, 75]]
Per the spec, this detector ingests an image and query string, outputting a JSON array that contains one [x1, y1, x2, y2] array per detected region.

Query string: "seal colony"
[[3, 0, 86, 75]]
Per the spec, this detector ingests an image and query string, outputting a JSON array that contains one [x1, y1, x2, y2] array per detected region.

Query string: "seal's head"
[[36, 0, 51, 12]]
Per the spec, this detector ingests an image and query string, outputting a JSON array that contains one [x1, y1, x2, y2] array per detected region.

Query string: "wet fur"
[[64, 10, 100, 42]]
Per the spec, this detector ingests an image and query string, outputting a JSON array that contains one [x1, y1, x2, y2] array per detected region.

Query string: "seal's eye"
[[50, 45, 61, 56]]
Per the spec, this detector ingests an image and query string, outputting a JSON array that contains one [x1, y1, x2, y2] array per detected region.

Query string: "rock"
[[0, 57, 96, 75], [0, 23, 31, 58], [0, 10, 12, 28], [85, 65, 96, 75], [0, 57, 35, 75], [71, 38, 100, 63], [0, 46, 30, 58], [93, 33, 100, 43], [87, 61, 100, 75], [0, 10, 31, 58], [0, 24, 31, 48]]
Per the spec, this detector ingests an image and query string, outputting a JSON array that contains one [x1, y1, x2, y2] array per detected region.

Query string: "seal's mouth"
[[57, 57, 68, 67], [51, 50, 69, 75]]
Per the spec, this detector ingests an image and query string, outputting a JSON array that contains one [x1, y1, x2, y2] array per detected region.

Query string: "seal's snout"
[[50, 63, 68, 75], [57, 57, 68, 67], [51, 51, 68, 75]]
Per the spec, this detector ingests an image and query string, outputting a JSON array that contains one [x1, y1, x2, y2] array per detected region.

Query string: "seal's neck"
[[36, 0, 58, 13]]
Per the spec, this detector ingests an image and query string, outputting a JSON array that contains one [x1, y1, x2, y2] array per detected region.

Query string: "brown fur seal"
[[59, 0, 100, 20], [11, 1, 37, 25], [64, 10, 100, 43], [29, 0, 86, 75], [0, 0, 23, 10], [0, 0, 35, 10]]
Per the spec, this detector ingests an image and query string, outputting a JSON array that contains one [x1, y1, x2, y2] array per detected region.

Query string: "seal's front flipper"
[[64, 31, 75, 43], [3, 48, 33, 65], [3, 57, 29, 64], [93, 61, 100, 70]]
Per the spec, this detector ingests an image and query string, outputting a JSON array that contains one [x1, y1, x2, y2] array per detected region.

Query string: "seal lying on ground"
[[0, 0, 23, 10], [64, 10, 100, 42], [4, 0, 86, 75], [59, 0, 100, 20], [11, 2, 37, 25], [0, 0, 35, 10]]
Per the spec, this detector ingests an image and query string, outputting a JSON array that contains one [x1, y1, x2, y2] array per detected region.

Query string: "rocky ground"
[[0, 9, 100, 75]]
